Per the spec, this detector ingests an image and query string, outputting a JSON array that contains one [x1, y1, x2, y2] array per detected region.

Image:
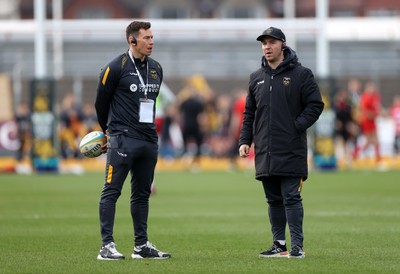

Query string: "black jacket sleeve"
[[238, 74, 257, 147], [294, 68, 324, 132], [94, 58, 120, 133]]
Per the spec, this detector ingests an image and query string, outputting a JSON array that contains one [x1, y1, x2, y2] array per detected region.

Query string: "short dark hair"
[[125, 21, 151, 43]]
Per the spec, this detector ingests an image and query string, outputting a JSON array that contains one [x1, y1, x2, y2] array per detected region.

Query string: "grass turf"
[[1, 169, 399, 273]]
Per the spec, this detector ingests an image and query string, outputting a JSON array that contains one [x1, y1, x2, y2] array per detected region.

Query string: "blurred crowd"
[[157, 75, 249, 171], [15, 92, 102, 173], [13, 76, 400, 172], [332, 78, 400, 168]]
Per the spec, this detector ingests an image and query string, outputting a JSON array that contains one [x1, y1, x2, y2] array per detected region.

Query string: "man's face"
[[133, 28, 154, 57], [261, 37, 284, 64]]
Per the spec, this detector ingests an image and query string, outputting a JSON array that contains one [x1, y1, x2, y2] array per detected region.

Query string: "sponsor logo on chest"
[[129, 83, 160, 93]]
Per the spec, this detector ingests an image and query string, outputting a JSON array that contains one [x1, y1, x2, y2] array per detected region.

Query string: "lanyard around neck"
[[128, 50, 148, 97]]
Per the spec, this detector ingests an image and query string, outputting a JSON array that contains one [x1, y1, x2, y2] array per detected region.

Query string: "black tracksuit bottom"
[[99, 135, 158, 246], [261, 176, 304, 249]]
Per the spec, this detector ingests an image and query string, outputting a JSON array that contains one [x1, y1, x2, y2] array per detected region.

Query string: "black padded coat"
[[239, 47, 324, 181]]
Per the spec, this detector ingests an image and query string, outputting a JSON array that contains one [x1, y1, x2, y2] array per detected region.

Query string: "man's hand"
[[239, 144, 250, 158], [101, 132, 109, 154]]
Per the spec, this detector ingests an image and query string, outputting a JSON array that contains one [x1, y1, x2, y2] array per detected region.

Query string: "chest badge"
[[150, 70, 158, 80], [130, 84, 138, 92], [283, 77, 291, 86]]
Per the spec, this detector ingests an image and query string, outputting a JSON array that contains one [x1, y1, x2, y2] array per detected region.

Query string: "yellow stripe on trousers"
[[298, 177, 303, 192], [106, 165, 113, 184]]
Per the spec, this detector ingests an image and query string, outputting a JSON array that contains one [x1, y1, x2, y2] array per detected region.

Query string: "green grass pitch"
[[1, 169, 399, 273]]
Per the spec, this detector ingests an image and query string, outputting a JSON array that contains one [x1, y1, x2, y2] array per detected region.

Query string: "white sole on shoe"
[[131, 254, 170, 259], [259, 252, 289, 258], [97, 255, 125, 260]]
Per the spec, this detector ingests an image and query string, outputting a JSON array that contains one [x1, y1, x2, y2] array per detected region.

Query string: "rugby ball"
[[79, 131, 106, 158]]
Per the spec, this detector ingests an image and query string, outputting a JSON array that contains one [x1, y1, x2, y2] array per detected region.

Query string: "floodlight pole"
[[283, 0, 297, 50], [52, 0, 64, 79], [34, 0, 47, 79], [316, 0, 329, 78]]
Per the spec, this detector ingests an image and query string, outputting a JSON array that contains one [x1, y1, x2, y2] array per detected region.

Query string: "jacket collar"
[[261, 46, 299, 74]]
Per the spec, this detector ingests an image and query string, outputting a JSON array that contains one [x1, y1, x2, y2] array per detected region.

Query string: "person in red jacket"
[[352, 81, 381, 162]]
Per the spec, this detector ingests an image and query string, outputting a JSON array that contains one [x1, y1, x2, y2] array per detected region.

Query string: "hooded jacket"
[[239, 47, 324, 181]]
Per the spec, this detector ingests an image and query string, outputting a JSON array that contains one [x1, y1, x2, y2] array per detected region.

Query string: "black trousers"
[[99, 135, 158, 246], [261, 176, 304, 248]]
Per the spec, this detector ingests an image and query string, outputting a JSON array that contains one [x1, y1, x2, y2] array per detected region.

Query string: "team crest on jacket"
[[130, 84, 138, 92], [150, 70, 158, 80], [283, 77, 291, 86]]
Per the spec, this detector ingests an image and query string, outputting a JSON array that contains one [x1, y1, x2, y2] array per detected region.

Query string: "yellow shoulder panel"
[[101, 67, 110, 86]]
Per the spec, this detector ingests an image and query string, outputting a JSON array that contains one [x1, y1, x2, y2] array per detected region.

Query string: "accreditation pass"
[[139, 98, 154, 123]]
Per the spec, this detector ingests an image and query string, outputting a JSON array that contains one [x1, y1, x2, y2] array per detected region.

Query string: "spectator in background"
[[179, 89, 205, 170], [347, 78, 362, 113], [59, 93, 84, 160], [390, 95, 400, 158], [15, 102, 31, 162], [347, 78, 362, 150], [228, 89, 246, 170], [376, 107, 395, 161], [333, 89, 357, 166], [352, 81, 381, 162], [159, 102, 183, 159], [206, 93, 232, 157]]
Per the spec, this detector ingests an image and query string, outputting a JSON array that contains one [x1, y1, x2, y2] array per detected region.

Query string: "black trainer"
[[259, 241, 289, 258], [97, 242, 125, 260], [289, 245, 305, 258], [131, 241, 171, 259]]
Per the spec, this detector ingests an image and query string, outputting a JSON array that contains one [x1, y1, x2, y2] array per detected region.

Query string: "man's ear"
[[282, 42, 287, 50], [130, 35, 137, 45]]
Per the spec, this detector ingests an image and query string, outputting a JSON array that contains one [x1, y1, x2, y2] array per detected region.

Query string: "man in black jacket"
[[95, 21, 171, 260], [239, 27, 324, 258]]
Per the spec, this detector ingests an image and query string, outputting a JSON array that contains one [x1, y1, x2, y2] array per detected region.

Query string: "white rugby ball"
[[79, 131, 106, 158]]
